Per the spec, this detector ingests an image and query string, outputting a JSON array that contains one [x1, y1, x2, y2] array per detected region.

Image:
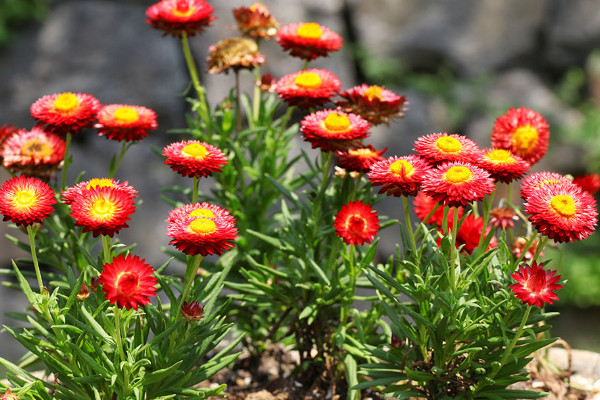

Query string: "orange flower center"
[[91, 198, 116, 220], [347, 214, 367, 234], [21, 138, 53, 159], [550, 195, 576, 218], [115, 271, 139, 295], [13, 189, 37, 210], [363, 85, 383, 101], [86, 178, 114, 190], [189, 208, 215, 218], [512, 125, 539, 153], [182, 143, 208, 159], [189, 218, 217, 235], [173, 0, 194, 17], [444, 166, 472, 184], [323, 113, 351, 133], [113, 107, 140, 124], [435, 136, 462, 154], [389, 159, 414, 178], [296, 23, 323, 39], [54, 93, 79, 113], [294, 72, 322, 89], [487, 149, 515, 164]]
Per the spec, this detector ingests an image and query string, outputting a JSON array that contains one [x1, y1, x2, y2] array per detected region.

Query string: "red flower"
[[62, 178, 138, 205], [146, 0, 216, 38], [1, 127, 65, 177], [511, 236, 543, 262], [413, 191, 463, 227], [334, 200, 379, 245], [509, 261, 562, 307], [0, 176, 56, 226], [336, 84, 407, 126], [166, 202, 238, 256], [442, 214, 497, 255], [277, 22, 342, 60], [181, 300, 204, 321], [99, 254, 157, 310], [520, 171, 571, 200], [300, 110, 370, 152], [477, 148, 530, 183], [163, 140, 228, 179], [368, 155, 431, 197], [0, 125, 24, 152], [276, 69, 341, 109], [414, 133, 481, 165], [573, 173, 600, 195], [421, 162, 495, 208], [491, 107, 550, 165], [524, 182, 598, 243], [489, 206, 519, 230], [233, 3, 279, 40], [30, 92, 100, 135], [95, 104, 158, 142], [335, 145, 386, 173], [0, 388, 18, 400]]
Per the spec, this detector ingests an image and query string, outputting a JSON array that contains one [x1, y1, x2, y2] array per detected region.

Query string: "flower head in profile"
[[300, 110, 370, 152], [520, 171, 572, 200], [421, 161, 495, 208], [277, 22, 342, 60], [336, 84, 407, 126], [573, 173, 600, 195], [334, 200, 379, 245], [1, 127, 65, 177], [335, 145, 386, 173], [163, 140, 228, 179], [146, 0, 216, 38], [368, 155, 431, 197], [62, 178, 138, 205], [477, 148, 530, 183], [30, 92, 100, 135], [276, 69, 341, 109], [99, 254, 157, 310], [489, 206, 519, 230], [0, 176, 56, 226], [413, 191, 463, 227], [509, 261, 562, 307], [95, 104, 158, 142], [233, 3, 279, 40], [207, 37, 266, 74], [414, 133, 481, 165], [491, 107, 550, 165], [181, 300, 204, 322], [166, 202, 238, 256], [524, 182, 598, 243]]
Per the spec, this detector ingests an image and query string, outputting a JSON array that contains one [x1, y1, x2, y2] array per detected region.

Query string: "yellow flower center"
[[53, 93, 79, 113], [21, 138, 53, 159], [349, 148, 375, 157], [323, 113, 351, 133], [364, 85, 383, 101], [91, 198, 116, 219], [294, 72, 322, 89], [189, 208, 215, 219], [173, 1, 194, 17], [487, 149, 515, 164], [113, 107, 139, 124], [444, 166, 473, 184], [435, 136, 462, 154], [189, 218, 217, 235], [512, 125, 539, 153], [550, 195, 576, 218], [389, 160, 414, 177], [182, 143, 208, 159], [13, 189, 36, 210], [86, 178, 114, 190], [296, 22, 323, 39]]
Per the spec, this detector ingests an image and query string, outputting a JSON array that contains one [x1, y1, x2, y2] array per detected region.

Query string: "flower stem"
[[532, 236, 548, 263], [476, 192, 495, 257], [102, 235, 112, 264], [60, 132, 72, 191], [402, 195, 418, 260], [192, 176, 199, 204], [449, 206, 459, 293], [252, 65, 261, 123], [113, 305, 130, 397], [109, 141, 131, 179], [500, 305, 532, 366], [26, 225, 44, 293], [234, 69, 242, 134], [179, 254, 203, 314]]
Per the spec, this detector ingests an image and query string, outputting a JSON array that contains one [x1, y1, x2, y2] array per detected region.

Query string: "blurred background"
[[0, 0, 599, 361]]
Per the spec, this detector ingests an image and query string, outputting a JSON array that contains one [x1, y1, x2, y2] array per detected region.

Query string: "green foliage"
[[0, 0, 48, 47]]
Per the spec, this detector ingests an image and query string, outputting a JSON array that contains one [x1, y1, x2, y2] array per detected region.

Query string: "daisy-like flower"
[[277, 22, 343, 60], [334, 200, 380, 246], [146, 0, 216, 38], [511, 236, 543, 262], [573, 173, 600, 195], [413, 191, 463, 227], [335, 145, 386, 173], [166, 202, 238, 256], [443, 214, 497, 255], [336, 84, 407, 126], [68, 186, 137, 237], [62, 178, 138, 205], [1, 127, 65, 177], [368, 155, 431, 197], [477, 148, 530, 183], [520, 171, 571, 200], [95, 104, 158, 142], [162, 140, 228, 179], [233, 3, 279, 40], [207, 37, 266, 74], [524, 182, 598, 243], [181, 300, 204, 322], [421, 161, 495, 208], [300, 110, 370, 152], [276, 69, 341, 109], [490, 107, 550, 165], [99, 254, 157, 310], [30, 92, 100, 135], [0, 176, 56, 226], [489, 206, 519, 230], [509, 261, 562, 307], [414, 133, 481, 165]]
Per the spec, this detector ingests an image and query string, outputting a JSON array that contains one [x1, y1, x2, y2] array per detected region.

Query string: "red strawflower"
[[445, 214, 497, 255], [421, 161, 495, 207], [30, 92, 100, 135], [509, 261, 562, 307], [99, 254, 157, 310], [276, 69, 341, 109], [489, 206, 519, 230], [490, 107, 550, 165], [0, 388, 17, 400], [336, 84, 407, 126], [146, 0, 216, 38], [334, 200, 380, 245], [520, 171, 572, 200], [524, 182, 598, 243], [181, 300, 204, 322], [233, 3, 279, 40], [573, 173, 600, 195], [162, 140, 228, 179], [335, 145, 386, 173], [511, 236, 543, 262], [368, 155, 431, 197], [95, 104, 158, 142], [477, 148, 530, 183], [166, 202, 238, 256], [62, 178, 138, 205], [414, 133, 481, 165], [413, 191, 463, 227], [277, 22, 343, 60], [1, 127, 65, 177], [0, 176, 56, 227], [300, 110, 370, 152], [0, 125, 23, 152]]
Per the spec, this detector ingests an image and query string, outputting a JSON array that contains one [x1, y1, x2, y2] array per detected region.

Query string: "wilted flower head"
[[30, 92, 100, 135], [95, 104, 158, 142], [300, 110, 370, 152], [233, 3, 279, 40], [207, 37, 266, 74], [573, 173, 600, 195], [336, 84, 407, 126], [100, 254, 157, 310], [276, 69, 341, 109], [0, 176, 56, 227], [334, 200, 379, 246], [509, 261, 562, 307], [181, 300, 205, 322], [277, 22, 343, 60]]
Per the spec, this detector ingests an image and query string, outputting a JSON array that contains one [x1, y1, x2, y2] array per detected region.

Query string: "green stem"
[[252, 65, 261, 123], [449, 206, 459, 293], [532, 236, 549, 263], [234, 69, 242, 134], [402, 196, 418, 260], [60, 132, 72, 190], [277, 105, 295, 139], [179, 254, 203, 314], [302, 59, 310, 70], [514, 233, 539, 269], [500, 305, 532, 366], [476, 191, 496, 257], [192, 176, 199, 204], [311, 152, 334, 226], [340, 244, 356, 327], [109, 141, 131, 179], [113, 306, 130, 397], [26, 225, 44, 293], [102, 235, 112, 264]]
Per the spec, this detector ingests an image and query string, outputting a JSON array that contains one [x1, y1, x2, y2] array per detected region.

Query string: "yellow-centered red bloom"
[[276, 69, 341, 109], [336, 84, 407, 126], [0, 176, 56, 226], [30, 92, 100, 135], [368, 155, 431, 197], [334, 200, 379, 246], [277, 22, 343, 60], [335, 145, 386, 173], [520, 171, 571, 200], [300, 110, 370, 152], [1, 127, 65, 177], [477, 148, 530, 183], [163, 140, 228, 179], [99, 254, 157, 310], [95, 104, 158, 142], [414, 133, 481, 165], [146, 0, 216, 37], [509, 261, 562, 307], [62, 178, 138, 205], [233, 3, 279, 40]]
